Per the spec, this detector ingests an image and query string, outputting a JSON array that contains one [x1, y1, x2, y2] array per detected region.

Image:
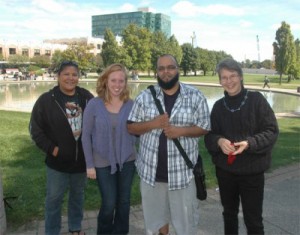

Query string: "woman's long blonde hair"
[[96, 63, 130, 103]]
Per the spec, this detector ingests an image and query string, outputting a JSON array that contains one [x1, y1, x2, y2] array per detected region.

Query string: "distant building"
[[92, 7, 171, 38], [0, 37, 104, 60], [0, 39, 67, 60]]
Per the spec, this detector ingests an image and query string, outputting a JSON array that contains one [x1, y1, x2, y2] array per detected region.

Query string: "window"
[[9, 48, 16, 55], [34, 49, 40, 56], [22, 49, 29, 56], [45, 50, 51, 56]]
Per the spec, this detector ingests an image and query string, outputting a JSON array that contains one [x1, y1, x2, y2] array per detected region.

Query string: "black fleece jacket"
[[29, 86, 93, 173], [204, 88, 279, 175]]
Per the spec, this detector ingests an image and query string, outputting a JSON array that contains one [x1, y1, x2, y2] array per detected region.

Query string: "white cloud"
[[239, 20, 253, 28], [171, 1, 245, 17], [31, 0, 64, 14], [119, 3, 136, 12]]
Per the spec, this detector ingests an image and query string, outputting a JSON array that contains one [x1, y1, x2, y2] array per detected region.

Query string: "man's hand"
[[163, 125, 181, 139], [153, 113, 169, 129]]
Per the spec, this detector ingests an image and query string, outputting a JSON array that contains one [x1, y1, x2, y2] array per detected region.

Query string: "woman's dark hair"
[[56, 61, 79, 75], [216, 58, 243, 79]]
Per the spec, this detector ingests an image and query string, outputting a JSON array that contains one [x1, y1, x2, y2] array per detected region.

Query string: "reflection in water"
[[0, 81, 299, 113]]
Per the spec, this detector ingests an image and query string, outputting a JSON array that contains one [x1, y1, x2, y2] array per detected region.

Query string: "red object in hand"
[[227, 142, 236, 165]]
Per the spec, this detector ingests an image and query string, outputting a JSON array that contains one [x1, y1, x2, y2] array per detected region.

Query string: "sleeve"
[[29, 95, 56, 156], [127, 93, 146, 123], [194, 93, 211, 131], [82, 99, 96, 168], [246, 93, 279, 154]]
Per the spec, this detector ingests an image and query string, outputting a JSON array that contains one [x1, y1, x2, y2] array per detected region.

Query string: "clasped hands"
[[153, 113, 181, 139], [218, 137, 249, 156]]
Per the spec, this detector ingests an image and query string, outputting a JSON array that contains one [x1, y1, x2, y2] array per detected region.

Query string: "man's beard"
[[157, 73, 179, 90]]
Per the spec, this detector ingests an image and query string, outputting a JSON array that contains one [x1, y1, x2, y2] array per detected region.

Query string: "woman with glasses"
[[29, 60, 94, 235], [205, 58, 279, 234], [82, 63, 136, 235]]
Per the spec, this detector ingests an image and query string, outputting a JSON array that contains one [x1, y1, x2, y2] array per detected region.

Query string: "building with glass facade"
[[92, 8, 171, 38]]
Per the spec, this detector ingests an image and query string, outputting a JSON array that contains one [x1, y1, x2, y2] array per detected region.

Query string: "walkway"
[[6, 164, 300, 235]]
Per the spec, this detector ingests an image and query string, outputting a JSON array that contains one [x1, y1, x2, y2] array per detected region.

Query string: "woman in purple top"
[[82, 63, 136, 235]]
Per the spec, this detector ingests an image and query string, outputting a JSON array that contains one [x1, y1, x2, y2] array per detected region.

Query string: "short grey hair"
[[216, 58, 243, 80]]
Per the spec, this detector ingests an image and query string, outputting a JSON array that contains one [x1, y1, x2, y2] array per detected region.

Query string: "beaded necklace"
[[223, 90, 248, 112]]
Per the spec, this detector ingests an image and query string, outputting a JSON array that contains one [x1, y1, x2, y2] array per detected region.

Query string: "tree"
[[260, 59, 274, 69], [273, 21, 296, 84], [150, 31, 169, 74], [292, 39, 300, 79], [180, 43, 197, 76], [49, 50, 64, 73], [166, 35, 183, 65], [30, 55, 51, 68], [62, 44, 94, 73], [121, 24, 152, 71], [196, 49, 217, 76], [101, 28, 121, 67], [8, 54, 29, 64]]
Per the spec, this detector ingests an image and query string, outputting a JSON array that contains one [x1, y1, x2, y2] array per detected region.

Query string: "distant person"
[[29, 60, 94, 235], [127, 54, 211, 235], [82, 63, 136, 235], [263, 75, 270, 88], [205, 58, 279, 234]]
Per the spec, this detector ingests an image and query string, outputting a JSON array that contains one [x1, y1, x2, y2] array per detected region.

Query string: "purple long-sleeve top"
[[82, 97, 136, 174]]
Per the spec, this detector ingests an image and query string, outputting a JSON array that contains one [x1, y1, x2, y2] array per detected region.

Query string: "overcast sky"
[[0, 0, 299, 62]]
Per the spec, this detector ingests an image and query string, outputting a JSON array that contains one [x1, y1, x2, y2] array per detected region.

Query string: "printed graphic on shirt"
[[65, 102, 82, 140]]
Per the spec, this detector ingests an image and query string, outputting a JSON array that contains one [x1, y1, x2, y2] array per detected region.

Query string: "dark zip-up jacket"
[[29, 86, 94, 173]]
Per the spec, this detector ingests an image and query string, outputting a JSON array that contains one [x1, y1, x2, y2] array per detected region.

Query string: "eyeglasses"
[[157, 65, 178, 72], [220, 74, 240, 83]]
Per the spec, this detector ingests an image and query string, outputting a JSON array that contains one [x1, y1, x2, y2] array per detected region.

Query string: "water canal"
[[0, 81, 299, 114]]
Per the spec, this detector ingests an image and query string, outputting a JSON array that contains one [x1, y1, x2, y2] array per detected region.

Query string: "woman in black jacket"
[[204, 58, 279, 235], [29, 61, 93, 235]]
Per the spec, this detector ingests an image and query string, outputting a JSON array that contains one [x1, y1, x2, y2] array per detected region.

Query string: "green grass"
[[135, 73, 300, 90], [1, 109, 299, 230]]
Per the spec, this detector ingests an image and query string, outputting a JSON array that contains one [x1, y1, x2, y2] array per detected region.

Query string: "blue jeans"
[[95, 161, 136, 234], [45, 167, 86, 235], [216, 167, 265, 235]]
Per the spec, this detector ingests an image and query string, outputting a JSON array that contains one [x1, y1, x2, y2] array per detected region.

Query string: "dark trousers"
[[95, 161, 136, 235], [216, 167, 265, 235]]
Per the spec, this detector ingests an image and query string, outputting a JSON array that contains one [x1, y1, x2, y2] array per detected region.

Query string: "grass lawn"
[[0, 110, 299, 230]]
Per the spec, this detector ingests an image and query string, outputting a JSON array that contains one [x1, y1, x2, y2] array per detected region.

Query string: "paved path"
[[7, 164, 300, 235]]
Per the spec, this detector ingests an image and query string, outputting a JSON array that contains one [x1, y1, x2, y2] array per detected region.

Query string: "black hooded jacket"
[[29, 86, 93, 173]]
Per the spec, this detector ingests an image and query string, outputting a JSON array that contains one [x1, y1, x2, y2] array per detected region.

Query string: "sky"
[[0, 0, 299, 62]]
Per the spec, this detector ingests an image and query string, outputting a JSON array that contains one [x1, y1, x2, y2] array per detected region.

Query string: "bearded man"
[[127, 54, 211, 235]]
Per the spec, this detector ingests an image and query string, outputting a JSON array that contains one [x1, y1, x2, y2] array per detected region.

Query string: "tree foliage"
[[180, 43, 197, 76], [121, 24, 152, 71], [30, 55, 51, 68], [8, 54, 29, 64], [101, 28, 121, 67], [273, 21, 296, 84]]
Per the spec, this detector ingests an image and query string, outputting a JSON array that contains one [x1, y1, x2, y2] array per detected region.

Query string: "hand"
[[232, 141, 249, 155], [163, 125, 181, 139], [87, 168, 96, 179], [152, 113, 169, 129], [52, 146, 59, 157], [217, 138, 236, 155]]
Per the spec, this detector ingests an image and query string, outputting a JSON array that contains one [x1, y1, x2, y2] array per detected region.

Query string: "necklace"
[[223, 90, 248, 112]]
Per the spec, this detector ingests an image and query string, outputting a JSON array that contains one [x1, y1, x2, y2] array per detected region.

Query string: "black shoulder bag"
[[148, 85, 207, 200]]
